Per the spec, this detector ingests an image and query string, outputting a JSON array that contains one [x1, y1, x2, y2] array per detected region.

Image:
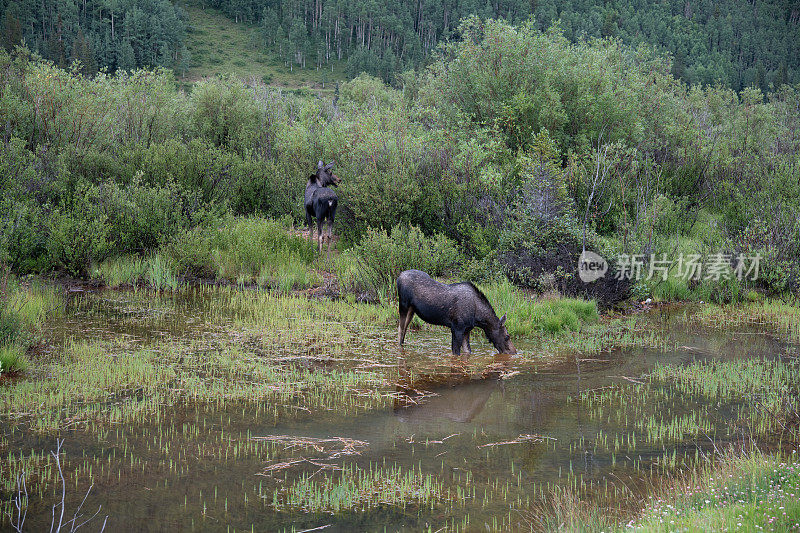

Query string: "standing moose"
[[396, 269, 517, 357], [305, 161, 340, 257]]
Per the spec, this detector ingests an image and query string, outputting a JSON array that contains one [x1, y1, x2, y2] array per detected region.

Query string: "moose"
[[305, 161, 340, 257], [396, 269, 517, 357]]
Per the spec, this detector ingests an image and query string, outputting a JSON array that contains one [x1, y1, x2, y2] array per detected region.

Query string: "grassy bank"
[[630, 449, 800, 532], [0, 281, 62, 375]]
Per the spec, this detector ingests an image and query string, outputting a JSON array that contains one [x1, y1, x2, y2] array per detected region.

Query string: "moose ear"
[[324, 161, 335, 171], [317, 160, 324, 170], [499, 313, 507, 326]]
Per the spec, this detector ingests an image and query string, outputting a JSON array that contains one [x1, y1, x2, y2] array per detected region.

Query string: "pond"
[[1, 288, 795, 531]]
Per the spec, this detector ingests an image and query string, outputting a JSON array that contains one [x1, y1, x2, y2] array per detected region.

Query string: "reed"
[[146, 254, 180, 291]]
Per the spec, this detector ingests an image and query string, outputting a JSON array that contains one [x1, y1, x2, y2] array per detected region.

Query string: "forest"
[[2, 0, 799, 90]]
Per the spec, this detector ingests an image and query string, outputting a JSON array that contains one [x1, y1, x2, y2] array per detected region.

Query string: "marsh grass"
[[0, 330, 388, 431], [530, 485, 617, 532], [92, 255, 147, 288], [694, 299, 800, 343], [0, 344, 27, 374], [167, 217, 317, 288], [271, 462, 446, 513], [0, 281, 62, 375], [480, 279, 598, 336], [650, 359, 800, 438], [0, 341, 175, 429], [146, 254, 180, 291], [335, 225, 463, 299], [258, 254, 320, 293]]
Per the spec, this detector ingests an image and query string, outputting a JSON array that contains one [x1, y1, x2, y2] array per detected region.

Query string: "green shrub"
[[336, 224, 464, 299]]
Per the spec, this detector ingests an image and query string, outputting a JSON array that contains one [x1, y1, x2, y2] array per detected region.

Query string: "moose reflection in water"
[[397, 269, 517, 357], [304, 161, 340, 256], [393, 354, 513, 421]]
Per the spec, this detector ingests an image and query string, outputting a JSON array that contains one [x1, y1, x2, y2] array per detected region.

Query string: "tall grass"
[[0, 344, 27, 374], [694, 299, 800, 343], [480, 279, 598, 336], [0, 280, 61, 375], [91, 255, 146, 288], [146, 254, 180, 291], [336, 224, 464, 300], [166, 216, 317, 288]]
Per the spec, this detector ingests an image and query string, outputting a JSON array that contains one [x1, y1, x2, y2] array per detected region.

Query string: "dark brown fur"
[[396, 269, 517, 357], [305, 161, 341, 256]]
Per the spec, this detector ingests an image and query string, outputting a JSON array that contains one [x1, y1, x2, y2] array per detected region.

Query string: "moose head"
[[487, 313, 517, 355], [314, 160, 341, 187]]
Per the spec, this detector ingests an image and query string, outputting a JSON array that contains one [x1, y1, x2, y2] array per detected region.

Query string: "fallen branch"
[[479, 434, 555, 448]]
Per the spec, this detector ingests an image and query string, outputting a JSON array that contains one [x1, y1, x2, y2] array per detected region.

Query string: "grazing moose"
[[305, 161, 340, 257], [396, 269, 517, 357]]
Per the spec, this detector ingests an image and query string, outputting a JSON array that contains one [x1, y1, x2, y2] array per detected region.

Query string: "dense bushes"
[[1, 18, 800, 305], [336, 225, 465, 299]]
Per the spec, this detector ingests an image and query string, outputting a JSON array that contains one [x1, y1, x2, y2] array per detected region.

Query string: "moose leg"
[[398, 306, 414, 345], [325, 221, 333, 260], [461, 329, 472, 355], [306, 211, 314, 244], [327, 208, 336, 259], [451, 328, 465, 357], [317, 217, 325, 254]]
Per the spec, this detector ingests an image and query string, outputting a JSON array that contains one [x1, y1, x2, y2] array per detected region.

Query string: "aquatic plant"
[[271, 462, 447, 513], [146, 254, 180, 291]]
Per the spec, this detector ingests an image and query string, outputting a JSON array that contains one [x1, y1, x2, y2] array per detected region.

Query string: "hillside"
[[181, 0, 347, 90], [3, 0, 798, 92]]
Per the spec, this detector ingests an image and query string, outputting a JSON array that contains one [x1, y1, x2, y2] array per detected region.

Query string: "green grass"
[[146, 254, 180, 291], [0, 331, 387, 430], [0, 344, 27, 375], [693, 299, 800, 343], [271, 462, 446, 513], [0, 281, 62, 375], [165, 216, 320, 289], [182, 0, 347, 90], [650, 358, 800, 439], [91, 255, 147, 288], [479, 279, 598, 336], [630, 450, 800, 532]]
